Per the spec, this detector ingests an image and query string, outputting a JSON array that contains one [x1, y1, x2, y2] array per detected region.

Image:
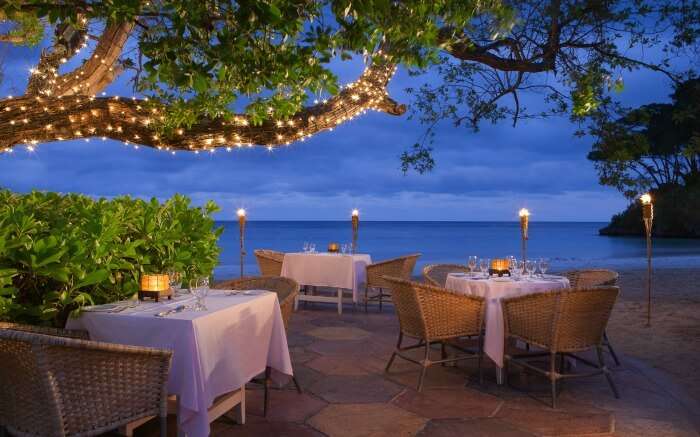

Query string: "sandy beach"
[[606, 268, 700, 404]]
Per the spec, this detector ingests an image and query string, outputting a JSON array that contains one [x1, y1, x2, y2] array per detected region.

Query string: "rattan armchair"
[[0, 323, 172, 437], [364, 253, 421, 313], [382, 276, 485, 392], [214, 276, 302, 417], [564, 269, 621, 365], [422, 264, 471, 287], [502, 287, 620, 408], [254, 249, 285, 276]]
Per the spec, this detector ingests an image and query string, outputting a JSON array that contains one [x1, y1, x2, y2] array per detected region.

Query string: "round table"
[[445, 273, 570, 372]]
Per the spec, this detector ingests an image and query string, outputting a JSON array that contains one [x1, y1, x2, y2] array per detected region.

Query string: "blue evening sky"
[[0, 35, 677, 222]]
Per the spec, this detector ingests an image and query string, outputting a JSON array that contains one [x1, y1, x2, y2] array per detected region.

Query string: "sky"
[[0, 32, 679, 222]]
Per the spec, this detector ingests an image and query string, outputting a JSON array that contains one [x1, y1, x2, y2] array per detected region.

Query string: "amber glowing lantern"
[[328, 242, 340, 253], [139, 274, 172, 301], [489, 259, 510, 277]]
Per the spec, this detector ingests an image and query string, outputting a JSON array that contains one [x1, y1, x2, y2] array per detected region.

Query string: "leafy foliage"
[[0, 9, 44, 46], [1, 0, 510, 130], [587, 79, 700, 199], [0, 191, 222, 327]]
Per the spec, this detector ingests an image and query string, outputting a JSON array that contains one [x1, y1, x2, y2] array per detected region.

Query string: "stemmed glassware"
[[467, 256, 478, 276], [341, 243, 349, 254], [538, 258, 550, 277], [303, 242, 310, 253], [168, 270, 182, 296], [309, 243, 316, 253], [189, 277, 210, 311], [525, 260, 536, 278], [479, 258, 490, 277]]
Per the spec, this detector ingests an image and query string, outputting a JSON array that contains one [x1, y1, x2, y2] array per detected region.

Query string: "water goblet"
[[190, 277, 210, 311], [479, 258, 490, 277], [508, 257, 518, 273], [538, 258, 550, 277], [515, 260, 526, 280], [467, 256, 478, 276], [525, 260, 536, 278], [341, 243, 349, 254], [309, 243, 316, 253], [303, 242, 310, 253], [168, 270, 182, 295]]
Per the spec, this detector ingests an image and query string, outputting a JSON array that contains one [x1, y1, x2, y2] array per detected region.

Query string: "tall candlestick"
[[640, 193, 653, 327], [237, 208, 246, 278], [351, 209, 359, 254], [519, 208, 530, 262]]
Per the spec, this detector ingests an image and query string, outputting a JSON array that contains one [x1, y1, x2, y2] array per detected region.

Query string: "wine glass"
[[479, 258, 490, 277], [525, 260, 536, 278], [190, 277, 210, 311], [341, 243, 349, 254], [303, 242, 309, 253], [539, 258, 550, 277], [309, 243, 316, 253], [508, 257, 517, 273], [168, 270, 182, 295], [467, 256, 477, 276], [514, 260, 525, 279]]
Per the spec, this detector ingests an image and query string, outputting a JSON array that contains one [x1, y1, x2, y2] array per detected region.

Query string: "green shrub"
[[0, 190, 223, 327]]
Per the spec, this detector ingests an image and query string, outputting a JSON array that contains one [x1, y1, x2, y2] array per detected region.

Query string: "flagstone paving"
[[127, 304, 700, 437]]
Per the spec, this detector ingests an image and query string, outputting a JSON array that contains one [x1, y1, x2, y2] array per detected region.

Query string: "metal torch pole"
[[351, 215, 359, 254], [239, 214, 246, 278]]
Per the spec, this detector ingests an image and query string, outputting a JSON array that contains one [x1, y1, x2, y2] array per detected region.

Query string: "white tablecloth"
[[445, 274, 570, 367], [281, 252, 372, 301], [66, 291, 292, 437]]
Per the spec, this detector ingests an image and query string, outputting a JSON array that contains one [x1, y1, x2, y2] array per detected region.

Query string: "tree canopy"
[[587, 78, 700, 199], [0, 1, 697, 159]]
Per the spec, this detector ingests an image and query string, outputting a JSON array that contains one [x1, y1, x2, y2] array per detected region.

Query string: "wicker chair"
[[254, 249, 285, 276], [422, 264, 471, 287], [364, 253, 421, 312], [214, 276, 302, 417], [564, 269, 621, 365], [0, 323, 172, 437], [502, 287, 620, 408], [382, 276, 486, 392]]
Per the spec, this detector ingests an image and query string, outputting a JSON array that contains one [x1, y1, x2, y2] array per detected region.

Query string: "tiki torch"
[[237, 208, 246, 278], [640, 193, 653, 327], [351, 209, 359, 254], [519, 208, 530, 262]]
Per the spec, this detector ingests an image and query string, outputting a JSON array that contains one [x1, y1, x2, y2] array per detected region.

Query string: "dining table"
[[281, 252, 372, 314], [66, 290, 293, 437], [445, 272, 570, 383]]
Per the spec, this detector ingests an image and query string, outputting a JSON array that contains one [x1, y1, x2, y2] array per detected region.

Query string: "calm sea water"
[[214, 221, 700, 279]]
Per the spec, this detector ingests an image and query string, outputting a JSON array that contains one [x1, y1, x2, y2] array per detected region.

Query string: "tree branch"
[[0, 62, 404, 152]]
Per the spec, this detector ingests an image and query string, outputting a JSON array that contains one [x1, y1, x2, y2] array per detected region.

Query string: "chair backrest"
[[215, 276, 300, 331], [254, 249, 285, 276], [366, 253, 421, 289], [422, 264, 470, 287], [503, 287, 619, 352], [0, 328, 172, 437], [565, 269, 618, 288], [382, 276, 485, 341]]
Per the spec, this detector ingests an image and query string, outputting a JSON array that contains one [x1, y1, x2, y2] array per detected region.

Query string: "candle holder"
[[489, 258, 511, 277], [640, 194, 653, 327], [237, 208, 246, 278], [351, 209, 359, 254], [139, 274, 172, 302], [328, 242, 340, 253], [519, 208, 530, 262]]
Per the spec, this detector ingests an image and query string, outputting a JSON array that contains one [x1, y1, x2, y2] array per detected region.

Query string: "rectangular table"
[[67, 291, 293, 437], [281, 252, 372, 314]]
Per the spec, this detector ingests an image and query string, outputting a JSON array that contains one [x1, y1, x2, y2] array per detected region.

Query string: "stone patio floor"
[[132, 303, 700, 437]]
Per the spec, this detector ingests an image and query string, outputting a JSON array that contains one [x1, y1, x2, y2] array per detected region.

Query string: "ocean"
[[213, 221, 700, 279]]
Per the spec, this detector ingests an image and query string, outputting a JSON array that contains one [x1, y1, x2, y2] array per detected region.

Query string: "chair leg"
[[263, 366, 272, 417], [160, 415, 167, 437], [378, 288, 383, 312], [364, 285, 369, 313], [550, 352, 558, 409], [441, 342, 447, 366], [604, 331, 621, 366], [478, 334, 484, 385], [385, 332, 402, 372], [292, 376, 303, 394], [597, 346, 620, 399], [417, 341, 431, 392]]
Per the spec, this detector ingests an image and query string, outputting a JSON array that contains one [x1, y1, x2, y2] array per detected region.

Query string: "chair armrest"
[[0, 322, 90, 340], [502, 291, 559, 349]]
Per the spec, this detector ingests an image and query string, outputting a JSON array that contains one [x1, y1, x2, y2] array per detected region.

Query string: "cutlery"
[[155, 305, 188, 317]]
